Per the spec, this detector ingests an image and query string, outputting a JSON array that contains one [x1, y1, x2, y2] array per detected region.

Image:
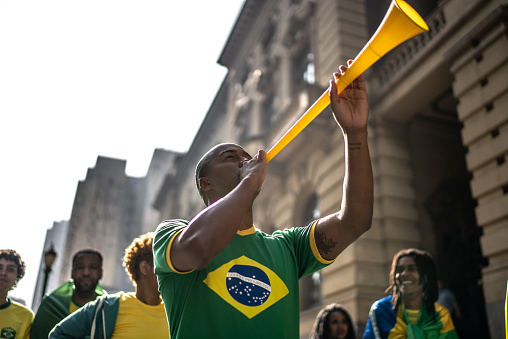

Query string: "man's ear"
[[139, 260, 153, 276], [199, 177, 213, 192]]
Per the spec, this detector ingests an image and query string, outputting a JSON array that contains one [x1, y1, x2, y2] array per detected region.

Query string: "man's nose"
[[400, 268, 411, 277], [239, 157, 249, 167]]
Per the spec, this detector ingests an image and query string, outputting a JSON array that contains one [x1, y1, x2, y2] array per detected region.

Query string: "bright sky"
[[0, 0, 244, 306]]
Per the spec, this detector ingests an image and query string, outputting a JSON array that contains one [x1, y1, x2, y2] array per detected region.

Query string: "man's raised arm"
[[315, 62, 374, 261]]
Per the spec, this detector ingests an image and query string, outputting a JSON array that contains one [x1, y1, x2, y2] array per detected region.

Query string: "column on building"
[[355, 118, 420, 328], [447, 5, 508, 338]]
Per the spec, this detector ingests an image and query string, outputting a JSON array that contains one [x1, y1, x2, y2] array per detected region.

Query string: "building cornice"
[[218, 0, 266, 68]]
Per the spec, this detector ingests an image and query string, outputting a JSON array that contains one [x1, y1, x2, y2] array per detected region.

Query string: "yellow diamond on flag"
[[203, 255, 289, 319]]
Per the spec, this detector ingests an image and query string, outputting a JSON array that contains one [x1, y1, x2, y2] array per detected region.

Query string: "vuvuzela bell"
[[265, 0, 429, 162]]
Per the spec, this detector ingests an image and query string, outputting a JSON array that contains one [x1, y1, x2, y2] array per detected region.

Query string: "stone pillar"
[[447, 6, 508, 337], [356, 117, 421, 327]]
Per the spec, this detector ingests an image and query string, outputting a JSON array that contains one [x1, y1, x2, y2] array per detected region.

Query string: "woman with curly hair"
[[310, 303, 356, 339], [50, 233, 169, 338]]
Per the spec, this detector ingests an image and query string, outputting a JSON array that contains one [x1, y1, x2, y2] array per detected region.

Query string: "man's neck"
[[135, 283, 161, 306], [0, 291, 8, 306], [403, 293, 423, 310], [238, 210, 254, 231], [72, 290, 96, 306]]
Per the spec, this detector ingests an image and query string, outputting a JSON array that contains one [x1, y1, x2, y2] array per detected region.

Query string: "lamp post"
[[41, 243, 57, 302]]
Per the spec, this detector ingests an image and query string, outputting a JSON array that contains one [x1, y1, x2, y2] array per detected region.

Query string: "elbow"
[[360, 199, 373, 234], [362, 220, 372, 234], [353, 221, 371, 240], [363, 209, 374, 232], [355, 211, 373, 237]]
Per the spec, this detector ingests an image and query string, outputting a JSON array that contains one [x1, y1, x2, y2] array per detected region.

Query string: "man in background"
[[0, 249, 34, 339], [31, 248, 106, 339], [49, 233, 168, 338]]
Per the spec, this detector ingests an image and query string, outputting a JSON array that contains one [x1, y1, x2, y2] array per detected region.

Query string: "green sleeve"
[[273, 220, 334, 278], [153, 219, 189, 275]]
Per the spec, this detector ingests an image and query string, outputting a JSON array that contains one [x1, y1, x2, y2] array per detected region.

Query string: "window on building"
[[261, 19, 276, 54], [292, 42, 312, 92]]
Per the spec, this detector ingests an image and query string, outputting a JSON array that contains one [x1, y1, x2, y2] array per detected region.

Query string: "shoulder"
[[155, 219, 189, 236], [154, 220, 189, 252], [272, 220, 316, 238], [10, 301, 35, 318], [371, 296, 394, 311], [434, 302, 456, 332], [97, 291, 123, 305], [435, 301, 452, 316], [51, 280, 75, 298], [37, 281, 74, 310], [156, 219, 189, 231], [79, 291, 122, 312], [118, 292, 136, 301]]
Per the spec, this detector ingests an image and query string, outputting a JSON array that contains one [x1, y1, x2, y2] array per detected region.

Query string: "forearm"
[[315, 68, 372, 259], [316, 130, 373, 260], [340, 130, 373, 231], [173, 178, 259, 270]]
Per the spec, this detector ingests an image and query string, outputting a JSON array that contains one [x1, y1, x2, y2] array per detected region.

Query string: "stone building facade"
[[57, 149, 178, 294], [155, 0, 507, 337], [32, 220, 69, 311]]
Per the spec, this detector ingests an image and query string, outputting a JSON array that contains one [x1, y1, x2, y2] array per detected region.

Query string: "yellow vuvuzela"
[[266, 0, 429, 162]]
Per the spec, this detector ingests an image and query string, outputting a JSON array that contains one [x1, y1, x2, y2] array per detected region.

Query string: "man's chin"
[[75, 282, 97, 293]]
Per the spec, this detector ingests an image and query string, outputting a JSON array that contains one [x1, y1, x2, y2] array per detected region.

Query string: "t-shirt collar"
[[237, 225, 256, 236]]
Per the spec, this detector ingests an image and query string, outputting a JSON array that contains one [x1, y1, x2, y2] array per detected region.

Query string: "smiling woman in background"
[[310, 303, 356, 339], [363, 249, 458, 339]]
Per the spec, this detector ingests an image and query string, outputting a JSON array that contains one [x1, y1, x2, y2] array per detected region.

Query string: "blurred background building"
[[32, 220, 68, 311], [32, 149, 179, 306], [35, 0, 507, 337]]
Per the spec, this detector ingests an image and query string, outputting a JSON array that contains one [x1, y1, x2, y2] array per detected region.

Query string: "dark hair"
[[195, 150, 214, 205], [123, 232, 154, 283], [72, 248, 103, 267], [309, 303, 356, 339], [195, 143, 237, 206], [386, 248, 438, 318], [0, 249, 26, 290]]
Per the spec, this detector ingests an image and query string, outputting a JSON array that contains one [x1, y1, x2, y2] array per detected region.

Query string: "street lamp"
[[41, 243, 57, 302]]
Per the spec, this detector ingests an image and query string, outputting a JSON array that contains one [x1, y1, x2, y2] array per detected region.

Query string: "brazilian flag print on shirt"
[[203, 255, 289, 319], [154, 219, 333, 339]]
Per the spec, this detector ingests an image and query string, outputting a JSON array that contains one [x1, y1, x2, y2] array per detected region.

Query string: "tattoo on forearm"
[[316, 230, 337, 255], [348, 142, 361, 151]]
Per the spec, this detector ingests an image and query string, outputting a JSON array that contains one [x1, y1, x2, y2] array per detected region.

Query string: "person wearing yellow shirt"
[[0, 249, 34, 339], [49, 232, 169, 338]]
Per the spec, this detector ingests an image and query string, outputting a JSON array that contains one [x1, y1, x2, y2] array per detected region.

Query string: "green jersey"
[[154, 219, 333, 338]]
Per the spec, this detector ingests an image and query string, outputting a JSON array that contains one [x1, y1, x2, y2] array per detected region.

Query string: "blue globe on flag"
[[226, 265, 271, 307]]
